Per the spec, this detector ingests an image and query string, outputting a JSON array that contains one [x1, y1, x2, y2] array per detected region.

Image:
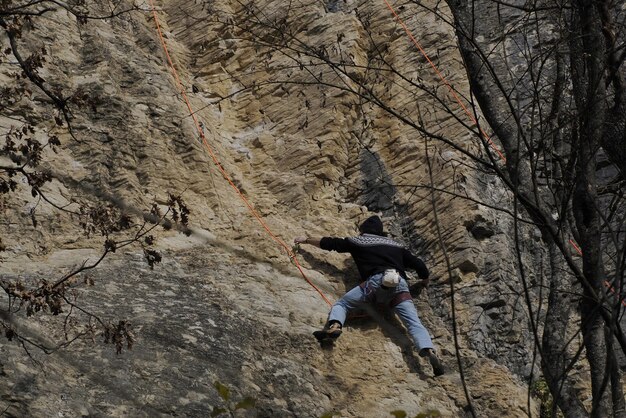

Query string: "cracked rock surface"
[[0, 0, 544, 416]]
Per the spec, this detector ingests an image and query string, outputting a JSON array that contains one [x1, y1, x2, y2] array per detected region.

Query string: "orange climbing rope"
[[382, 0, 507, 163], [147, 1, 332, 306]]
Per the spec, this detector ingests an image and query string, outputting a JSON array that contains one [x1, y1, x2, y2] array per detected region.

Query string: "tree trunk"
[[445, 0, 626, 413], [542, 240, 589, 417], [570, 0, 617, 414], [598, 0, 626, 179]]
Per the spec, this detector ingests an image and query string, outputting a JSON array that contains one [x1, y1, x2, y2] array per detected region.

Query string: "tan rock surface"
[[0, 0, 543, 416]]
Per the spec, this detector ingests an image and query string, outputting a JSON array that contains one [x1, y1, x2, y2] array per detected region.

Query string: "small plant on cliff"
[[211, 381, 256, 417], [531, 379, 564, 418], [390, 409, 441, 418]]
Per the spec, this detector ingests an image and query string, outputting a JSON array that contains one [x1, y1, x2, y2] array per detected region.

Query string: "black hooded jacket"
[[319, 233, 429, 281]]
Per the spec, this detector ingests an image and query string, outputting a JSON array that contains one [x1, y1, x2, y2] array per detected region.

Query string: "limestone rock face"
[[0, 0, 543, 416]]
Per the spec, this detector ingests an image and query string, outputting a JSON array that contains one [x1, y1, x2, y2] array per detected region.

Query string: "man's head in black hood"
[[359, 215, 384, 236]]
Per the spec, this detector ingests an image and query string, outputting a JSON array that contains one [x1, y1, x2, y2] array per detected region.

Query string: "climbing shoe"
[[427, 350, 445, 376], [313, 322, 342, 344]]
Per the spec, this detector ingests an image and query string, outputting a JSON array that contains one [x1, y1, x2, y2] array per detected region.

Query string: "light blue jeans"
[[328, 272, 434, 355]]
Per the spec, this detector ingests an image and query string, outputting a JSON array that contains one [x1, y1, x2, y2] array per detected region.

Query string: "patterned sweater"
[[319, 233, 429, 281]]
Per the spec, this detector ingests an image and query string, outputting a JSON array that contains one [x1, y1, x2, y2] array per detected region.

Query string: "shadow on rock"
[[344, 304, 428, 378]]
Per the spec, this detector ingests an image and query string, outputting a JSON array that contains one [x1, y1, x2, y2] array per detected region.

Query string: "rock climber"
[[294, 215, 445, 376]]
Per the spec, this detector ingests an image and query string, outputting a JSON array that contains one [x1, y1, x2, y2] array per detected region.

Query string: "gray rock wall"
[[0, 0, 545, 416]]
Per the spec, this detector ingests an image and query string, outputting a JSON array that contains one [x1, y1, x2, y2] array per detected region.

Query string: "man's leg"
[[393, 299, 434, 352], [327, 284, 366, 327], [394, 299, 445, 376]]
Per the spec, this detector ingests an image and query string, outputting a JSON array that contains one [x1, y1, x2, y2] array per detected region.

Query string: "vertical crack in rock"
[[0, 0, 547, 416]]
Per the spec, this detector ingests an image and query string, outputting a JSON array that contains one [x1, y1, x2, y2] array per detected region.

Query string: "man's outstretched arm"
[[403, 249, 430, 287], [294, 236, 322, 248]]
